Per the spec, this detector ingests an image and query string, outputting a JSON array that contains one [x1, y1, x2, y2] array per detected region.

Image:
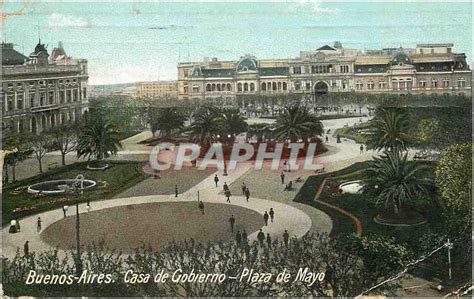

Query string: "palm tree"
[[216, 109, 248, 142], [76, 115, 122, 165], [274, 104, 323, 142], [362, 152, 433, 214], [366, 108, 411, 153], [189, 105, 221, 145], [149, 107, 187, 137]]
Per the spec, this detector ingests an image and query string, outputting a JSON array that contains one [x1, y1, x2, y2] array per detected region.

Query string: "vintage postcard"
[[1, 0, 472, 297]]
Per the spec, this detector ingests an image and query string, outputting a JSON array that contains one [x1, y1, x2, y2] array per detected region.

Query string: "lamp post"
[[65, 174, 84, 276]]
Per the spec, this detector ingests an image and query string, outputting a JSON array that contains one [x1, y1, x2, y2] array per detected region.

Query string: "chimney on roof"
[[58, 41, 64, 49], [333, 41, 342, 49]]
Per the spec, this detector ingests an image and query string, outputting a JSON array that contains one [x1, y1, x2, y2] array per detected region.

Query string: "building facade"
[[137, 80, 178, 99], [177, 43, 471, 105], [1, 41, 89, 136]]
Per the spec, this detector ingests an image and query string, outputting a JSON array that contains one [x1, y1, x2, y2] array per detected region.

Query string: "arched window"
[[272, 82, 277, 91], [238, 83, 242, 92], [206, 84, 211, 92], [244, 83, 249, 92], [250, 83, 255, 92], [217, 84, 221, 91], [261, 82, 266, 91], [211, 84, 216, 91], [267, 82, 271, 91], [283, 82, 287, 91], [277, 82, 282, 90], [294, 81, 301, 91], [18, 119, 24, 133], [227, 83, 232, 91], [31, 118, 37, 133]]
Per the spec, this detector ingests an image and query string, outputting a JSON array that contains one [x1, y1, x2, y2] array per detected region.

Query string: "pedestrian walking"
[[283, 230, 289, 247], [242, 229, 248, 243], [225, 189, 231, 203], [214, 174, 219, 187], [244, 242, 250, 256], [175, 184, 179, 197], [263, 211, 269, 226], [360, 144, 364, 154], [86, 205, 91, 212], [24, 241, 29, 256], [229, 215, 235, 232], [257, 229, 265, 248], [244, 187, 250, 202], [280, 172, 285, 184], [266, 233, 272, 248], [241, 182, 246, 195], [198, 200, 205, 215], [269, 208, 275, 223], [62, 205, 68, 218], [236, 231, 242, 247], [325, 135, 329, 143], [223, 181, 229, 192], [36, 217, 42, 232]]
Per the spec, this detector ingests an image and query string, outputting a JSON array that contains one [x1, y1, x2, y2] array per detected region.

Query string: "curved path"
[[3, 116, 373, 258], [2, 163, 317, 259]]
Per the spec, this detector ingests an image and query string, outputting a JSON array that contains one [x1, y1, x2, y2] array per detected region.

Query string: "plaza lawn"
[[2, 161, 149, 225], [333, 123, 370, 144], [296, 162, 444, 245], [296, 162, 456, 281], [40, 202, 262, 253]]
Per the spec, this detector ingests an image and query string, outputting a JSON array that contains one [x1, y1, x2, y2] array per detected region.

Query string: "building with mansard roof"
[[1, 41, 89, 136], [177, 42, 471, 106]]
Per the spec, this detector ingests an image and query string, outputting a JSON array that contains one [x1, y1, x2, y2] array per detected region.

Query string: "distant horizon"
[[3, 1, 471, 85]]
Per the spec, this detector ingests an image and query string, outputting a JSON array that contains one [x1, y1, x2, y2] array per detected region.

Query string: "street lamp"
[[64, 174, 85, 276]]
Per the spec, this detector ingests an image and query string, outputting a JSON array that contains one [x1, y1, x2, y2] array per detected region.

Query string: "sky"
[[2, 1, 472, 85]]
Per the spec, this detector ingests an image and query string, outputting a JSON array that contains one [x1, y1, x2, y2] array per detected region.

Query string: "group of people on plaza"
[[215, 175, 252, 204]]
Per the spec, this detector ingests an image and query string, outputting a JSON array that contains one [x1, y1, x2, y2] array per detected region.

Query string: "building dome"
[[391, 52, 411, 65], [236, 56, 258, 72]]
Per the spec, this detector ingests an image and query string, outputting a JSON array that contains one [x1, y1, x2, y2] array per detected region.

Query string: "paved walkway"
[[2, 163, 316, 259], [3, 116, 375, 258]]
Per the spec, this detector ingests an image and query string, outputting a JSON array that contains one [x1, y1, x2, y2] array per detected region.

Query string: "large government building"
[[177, 42, 471, 104], [1, 41, 89, 136]]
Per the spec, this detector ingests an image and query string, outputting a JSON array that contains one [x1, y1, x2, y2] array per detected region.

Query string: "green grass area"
[[295, 162, 445, 251], [295, 161, 465, 281], [2, 161, 149, 225], [333, 122, 371, 144]]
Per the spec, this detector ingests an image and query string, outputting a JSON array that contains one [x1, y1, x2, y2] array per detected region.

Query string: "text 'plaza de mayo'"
[[1, 41, 89, 136], [177, 42, 471, 104]]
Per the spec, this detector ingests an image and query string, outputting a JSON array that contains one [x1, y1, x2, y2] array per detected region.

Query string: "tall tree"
[[216, 109, 248, 142], [189, 105, 221, 145], [435, 143, 472, 236], [26, 133, 52, 173], [273, 104, 323, 142], [76, 114, 122, 165], [2, 136, 32, 183], [362, 152, 433, 214], [148, 107, 187, 137], [48, 122, 79, 166], [366, 108, 411, 154]]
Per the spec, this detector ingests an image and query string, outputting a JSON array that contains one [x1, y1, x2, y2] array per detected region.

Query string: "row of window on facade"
[[5, 78, 80, 90], [3, 110, 79, 134], [291, 64, 350, 75], [3, 88, 85, 112], [355, 77, 467, 90]]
